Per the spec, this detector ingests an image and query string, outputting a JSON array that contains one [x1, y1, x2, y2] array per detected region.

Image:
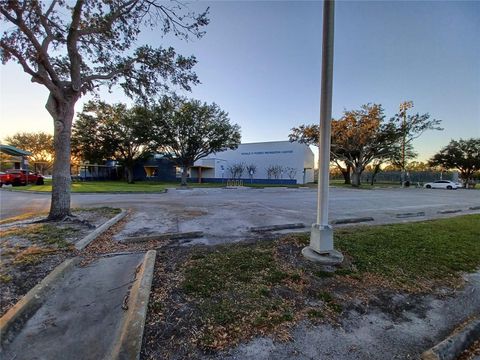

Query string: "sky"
[[0, 0, 479, 161]]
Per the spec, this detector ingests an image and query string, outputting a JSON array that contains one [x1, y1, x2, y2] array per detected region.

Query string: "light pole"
[[302, 0, 343, 265], [399, 101, 413, 187]]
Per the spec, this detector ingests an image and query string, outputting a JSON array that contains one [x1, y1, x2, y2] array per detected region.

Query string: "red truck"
[[0, 169, 45, 187]]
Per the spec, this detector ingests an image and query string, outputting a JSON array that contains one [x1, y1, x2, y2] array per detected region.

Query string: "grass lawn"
[[330, 179, 402, 189], [334, 215, 480, 287], [142, 214, 480, 356], [7, 180, 218, 193], [8, 180, 304, 193]]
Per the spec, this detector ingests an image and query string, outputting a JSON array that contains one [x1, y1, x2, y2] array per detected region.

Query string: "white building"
[[191, 141, 315, 184]]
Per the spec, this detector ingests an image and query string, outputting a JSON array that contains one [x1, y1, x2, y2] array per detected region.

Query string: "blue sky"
[[1, 0, 479, 161]]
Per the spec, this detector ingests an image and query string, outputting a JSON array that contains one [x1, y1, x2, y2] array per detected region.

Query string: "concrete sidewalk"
[[1, 253, 146, 360]]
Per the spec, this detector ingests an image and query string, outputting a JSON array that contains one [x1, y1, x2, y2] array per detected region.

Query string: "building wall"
[[194, 141, 315, 184]]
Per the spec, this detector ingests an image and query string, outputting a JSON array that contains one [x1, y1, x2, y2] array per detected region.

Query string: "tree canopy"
[[151, 97, 241, 185], [72, 100, 153, 183], [429, 138, 480, 186], [290, 102, 441, 187], [0, 0, 209, 219], [4, 131, 54, 174]]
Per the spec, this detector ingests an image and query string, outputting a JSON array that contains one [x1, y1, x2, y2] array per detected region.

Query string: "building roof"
[[0, 144, 32, 156]]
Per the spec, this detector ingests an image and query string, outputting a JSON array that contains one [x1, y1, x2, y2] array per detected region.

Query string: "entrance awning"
[[190, 165, 214, 169], [0, 144, 32, 156]]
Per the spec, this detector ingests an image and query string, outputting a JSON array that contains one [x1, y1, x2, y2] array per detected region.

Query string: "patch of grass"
[[335, 214, 480, 288], [316, 291, 334, 303], [306, 308, 324, 319], [0, 273, 13, 283], [0, 212, 48, 225], [75, 207, 121, 216], [334, 268, 356, 276], [3, 224, 75, 249], [314, 270, 334, 278], [13, 246, 56, 265], [330, 180, 402, 189], [182, 243, 304, 349]]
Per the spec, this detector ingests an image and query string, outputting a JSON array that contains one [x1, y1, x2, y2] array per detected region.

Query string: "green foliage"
[[0, 1, 208, 102], [72, 101, 154, 183], [150, 96, 241, 184], [290, 102, 441, 187], [4, 132, 54, 173], [429, 138, 480, 183], [0, 1, 209, 217]]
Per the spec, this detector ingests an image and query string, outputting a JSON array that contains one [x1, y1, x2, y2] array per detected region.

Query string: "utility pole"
[[302, 0, 343, 265], [399, 101, 413, 187]]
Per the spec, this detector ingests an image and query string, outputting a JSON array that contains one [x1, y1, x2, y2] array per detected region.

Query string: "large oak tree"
[[0, 0, 208, 219], [72, 100, 152, 183], [290, 103, 441, 187], [151, 97, 241, 186]]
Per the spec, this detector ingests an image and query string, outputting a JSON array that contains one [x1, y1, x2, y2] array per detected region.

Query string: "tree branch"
[[67, 0, 84, 92], [1, 5, 61, 85]]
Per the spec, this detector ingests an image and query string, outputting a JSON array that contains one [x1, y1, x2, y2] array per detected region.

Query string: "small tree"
[[245, 164, 257, 181], [227, 162, 245, 180], [429, 138, 480, 187], [393, 101, 442, 185], [285, 167, 297, 180], [289, 124, 351, 184], [151, 97, 241, 186], [269, 165, 283, 179], [4, 132, 54, 174], [0, 1, 208, 219]]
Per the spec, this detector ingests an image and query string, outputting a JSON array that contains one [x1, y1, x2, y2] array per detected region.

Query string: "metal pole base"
[[302, 246, 344, 265], [302, 223, 343, 265], [309, 223, 334, 252]]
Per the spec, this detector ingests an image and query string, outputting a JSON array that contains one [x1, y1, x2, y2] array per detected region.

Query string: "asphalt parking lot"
[[1, 187, 479, 244]]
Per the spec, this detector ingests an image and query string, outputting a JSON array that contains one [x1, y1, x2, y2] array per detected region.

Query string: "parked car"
[[423, 180, 458, 190], [0, 171, 8, 187], [3, 169, 45, 186]]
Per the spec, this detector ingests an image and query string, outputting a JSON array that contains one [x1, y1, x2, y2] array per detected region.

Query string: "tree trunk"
[[341, 164, 351, 184], [46, 94, 77, 220], [181, 167, 188, 186], [371, 164, 381, 186], [126, 164, 135, 184], [351, 169, 362, 187]]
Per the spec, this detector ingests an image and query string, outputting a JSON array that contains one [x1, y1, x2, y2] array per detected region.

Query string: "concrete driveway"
[[1, 187, 479, 244]]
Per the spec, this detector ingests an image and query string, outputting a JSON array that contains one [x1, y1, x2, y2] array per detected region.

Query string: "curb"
[[75, 209, 128, 250], [109, 250, 157, 360], [0, 257, 80, 346], [121, 231, 204, 244], [0, 188, 168, 195], [250, 223, 306, 232], [438, 209, 462, 214], [331, 217, 374, 225], [422, 317, 480, 360], [396, 211, 425, 219]]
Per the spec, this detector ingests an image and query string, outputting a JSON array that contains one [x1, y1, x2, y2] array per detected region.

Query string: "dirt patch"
[[139, 230, 479, 359], [0, 207, 121, 316], [459, 339, 480, 360]]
